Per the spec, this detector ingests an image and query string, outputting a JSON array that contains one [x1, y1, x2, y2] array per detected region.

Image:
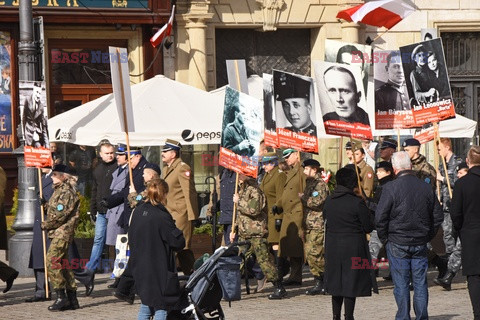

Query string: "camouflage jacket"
[[411, 154, 437, 192], [236, 179, 268, 239], [42, 182, 80, 242], [439, 153, 462, 209], [301, 173, 328, 230], [128, 189, 147, 208]]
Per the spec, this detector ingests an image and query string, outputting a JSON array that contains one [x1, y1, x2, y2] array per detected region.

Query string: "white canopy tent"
[[48, 75, 224, 146]]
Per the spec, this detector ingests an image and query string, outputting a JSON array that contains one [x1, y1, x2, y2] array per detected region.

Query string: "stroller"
[[169, 241, 247, 320]]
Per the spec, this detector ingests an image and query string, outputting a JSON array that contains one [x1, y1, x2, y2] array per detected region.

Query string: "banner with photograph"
[[20, 81, 53, 167], [263, 73, 279, 148], [314, 61, 373, 140], [0, 31, 14, 152], [219, 86, 263, 178], [400, 38, 455, 125], [325, 39, 372, 98], [374, 50, 416, 129], [272, 70, 318, 153], [413, 124, 435, 144]]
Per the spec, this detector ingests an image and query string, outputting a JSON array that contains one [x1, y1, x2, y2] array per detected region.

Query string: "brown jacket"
[[358, 160, 374, 198], [260, 166, 286, 243]]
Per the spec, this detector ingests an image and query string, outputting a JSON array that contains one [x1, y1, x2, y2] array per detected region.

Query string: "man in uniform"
[[273, 149, 306, 286], [379, 138, 398, 162], [344, 141, 354, 165], [222, 104, 255, 156], [161, 139, 199, 276], [232, 173, 286, 300], [274, 72, 317, 135], [435, 138, 463, 290], [352, 146, 375, 197], [23, 81, 49, 148], [301, 159, 329, 295]]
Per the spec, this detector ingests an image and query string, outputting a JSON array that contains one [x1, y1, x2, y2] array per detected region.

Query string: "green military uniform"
[[357, 160, 374, 198], [260, 166, 287, 244], [411, 154, 437, 192], [42, 182, 80, 291], [301, 173, 328, 277], [237, 178, 278, 282]]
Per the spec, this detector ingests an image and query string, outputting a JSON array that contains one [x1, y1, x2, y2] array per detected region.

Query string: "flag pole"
[[38, 168, 49, 299], [371, 29, 390, 43]]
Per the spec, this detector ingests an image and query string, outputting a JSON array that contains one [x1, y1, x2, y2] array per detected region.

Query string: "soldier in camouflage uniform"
[[301, 159, 329, 295], [232, 173, 286, 300], [127, 163, 161, 208], [41, 165, 80, 311], [435, 138, 463, 290]]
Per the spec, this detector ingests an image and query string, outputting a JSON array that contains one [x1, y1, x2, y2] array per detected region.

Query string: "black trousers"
[[117, 263, 135, 296], [468, 275, 480, 320], [332, 296, 356, 318]]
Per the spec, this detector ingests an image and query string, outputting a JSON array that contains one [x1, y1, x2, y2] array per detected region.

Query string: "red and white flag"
[[150, 5, 175, 48], [336, 0, 417, 29]]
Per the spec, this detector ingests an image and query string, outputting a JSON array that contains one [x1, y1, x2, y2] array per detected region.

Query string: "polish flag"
[[150, 5, 175, 48], [336, 0, 417, 29]]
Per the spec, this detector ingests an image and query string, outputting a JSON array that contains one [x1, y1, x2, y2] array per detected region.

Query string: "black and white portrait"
[[20, 81, 49, 148], [263, 73, 276, 131]]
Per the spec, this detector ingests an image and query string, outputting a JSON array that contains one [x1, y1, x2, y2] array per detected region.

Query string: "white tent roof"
[[437, 114, 477, 138], [48, 75, 224, 146]]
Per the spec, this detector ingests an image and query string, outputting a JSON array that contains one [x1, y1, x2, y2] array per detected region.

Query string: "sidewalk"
[[0, 266, 472, 320]]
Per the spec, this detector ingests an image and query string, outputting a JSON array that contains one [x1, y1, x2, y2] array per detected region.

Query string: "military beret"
[[380, 138, 398, 150], [402, 138, 421, 148], [143, 162, 161, 175], [302, 159, 321, 168], [282, 148, 296, 159], [162, 139, 182, 152], [376, 161, 393, 172], [456, 162, 468, 171], [274, 71, 311, 101], [52, 164, 77, 176], [260, 151, 278, 163]]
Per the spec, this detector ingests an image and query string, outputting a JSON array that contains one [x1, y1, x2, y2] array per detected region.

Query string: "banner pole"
[[338, 137, 343, 170], [397, 128, 401, 152], [230, 173, 240, 240], [349, 137, 364, 199], [38, 168, 49, 299]]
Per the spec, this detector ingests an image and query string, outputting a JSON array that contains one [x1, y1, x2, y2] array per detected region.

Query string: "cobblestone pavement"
[[0, 266, 473, 320]]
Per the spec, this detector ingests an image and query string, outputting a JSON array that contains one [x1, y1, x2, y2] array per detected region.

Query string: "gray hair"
[[391, 151, 412, 171]]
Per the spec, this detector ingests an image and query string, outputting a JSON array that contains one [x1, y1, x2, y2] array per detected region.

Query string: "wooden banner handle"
[[230, 172, 240, 240], [38, 168, 49, 299], [350, 137, 365, 199]]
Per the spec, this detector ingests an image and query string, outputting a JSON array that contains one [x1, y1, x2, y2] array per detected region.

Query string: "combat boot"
[[434, 271, 456, 291], [305, 275, 325, 295], [66, 290, 80, 310], [268, 280, 287, 300], [48, 289, 71, 311], [432, 255, 448, 280]]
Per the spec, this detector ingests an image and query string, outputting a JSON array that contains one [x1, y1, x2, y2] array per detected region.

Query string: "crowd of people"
[[0, 136, 479, 320]]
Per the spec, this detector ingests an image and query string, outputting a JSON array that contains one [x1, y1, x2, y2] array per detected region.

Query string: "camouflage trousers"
[[46, 238, 77, 291], [239, 237, 278, 282], [447, 238, 462, 273], [442, 210, 457, 254], [304, 229, 325, 277], [369, 230, 384, 261]]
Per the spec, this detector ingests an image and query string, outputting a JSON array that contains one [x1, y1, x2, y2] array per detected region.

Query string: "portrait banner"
[[0, 31, 14, 152], [314, 61, 373, 140], [262, 73, 279, 148], [20, 81, 53, 167], [219, 86, 263, 178], [413, 124, 435, 144], [400, 38, 455, 125], [273, 70, 318, 153], [373, 49, 415, 129]]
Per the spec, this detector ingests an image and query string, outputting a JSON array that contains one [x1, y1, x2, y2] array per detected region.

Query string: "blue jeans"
[[138, 303, 167, 320], [86, 213, 107, 271], [386, 242, 429, 320]]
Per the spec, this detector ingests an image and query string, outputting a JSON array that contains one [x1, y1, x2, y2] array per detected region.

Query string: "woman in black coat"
[[128, 178, 185, 320], [324, 167, 375, 320], [450, 146, 480, 320]]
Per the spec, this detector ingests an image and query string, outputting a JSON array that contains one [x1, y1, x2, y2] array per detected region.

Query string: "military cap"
[[282, 148, 296, 159], [345, 141, 352, 150], [402, 138, 421, 148], [117, 144, 142, 156], [411, 44, 426, 62], [274, 71, 311, 101], [376, 161, 393, 172], [380, 138, 398, 150], [260, 151, 278, 163], [162, 139, 182, 152], [116, 143, 127, 155], [52, 164, 77, 176], [302, 159, 321, 168], [456, 161, 468, 171], [143, 162, 161, 175]]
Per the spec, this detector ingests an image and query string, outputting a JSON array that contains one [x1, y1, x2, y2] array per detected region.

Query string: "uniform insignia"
[[135, 195, 142, 201], [312, 191, 319, 197], [425, 177, 431, 184], [185, 171, 190, 177], [367, 173, 372, 179], [57, 204, 64, 211]]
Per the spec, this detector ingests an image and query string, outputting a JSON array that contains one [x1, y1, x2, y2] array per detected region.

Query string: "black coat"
[[450, 166, 480, 276], [128, 202, 185, 311], [90, 159, 117, 214], [375, 170, 443, 246], [324, 185, 375, 297]]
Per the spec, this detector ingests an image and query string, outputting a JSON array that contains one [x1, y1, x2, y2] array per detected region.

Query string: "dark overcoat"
[[128, 202, 185, 311], [324, 185, 375, 297], [450, 165, 480, 276]]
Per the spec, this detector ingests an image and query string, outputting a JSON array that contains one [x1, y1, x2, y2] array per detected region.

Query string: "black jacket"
[[450, 165, 480, 275], [90, 159, 117, 214], [375, 170, 443, 246], [128, 202, 185, 311]]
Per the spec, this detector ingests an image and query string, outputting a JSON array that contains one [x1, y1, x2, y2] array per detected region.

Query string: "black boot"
[[434, 271, 456, 291], [74, 268, 94, 296], [66, 290, 80, 310], [333, 316, 341, 320], [48, 289, 71, 311], [344, 314, 355, 320], [432, 255, 448, 280], [268, 280, 287, 300], [108, 277, 120, 289], [306, 275, 325, 295]]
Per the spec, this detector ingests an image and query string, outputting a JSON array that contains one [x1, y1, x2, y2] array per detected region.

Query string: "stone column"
[[339, 0, 363, 43]]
